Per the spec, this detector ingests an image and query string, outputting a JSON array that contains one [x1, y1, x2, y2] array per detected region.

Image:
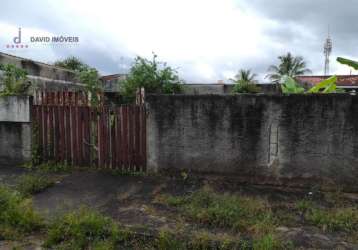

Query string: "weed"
[[155, 230, 186, 250], [0, 186, 43, 239], [306, 207, 358, 233], [190, 231, 245, 250], [16, 174, 54, 196], [159, 188, 276, 235], [35, 161, 72, 173], [190, 231, 212, 250], [44, 208, 131, 249], [31, 122, 42, 166], [252, 234, 286, 250], [294, 199, 358, 233], [296, 200, 314, 212], [157, 194, 187, 206]]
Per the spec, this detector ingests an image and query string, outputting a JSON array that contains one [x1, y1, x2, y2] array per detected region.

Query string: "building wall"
[[182, 84, 278, 95], [0, 52, 85, 93], [0, 52, 77, 81], [0, 96, 32, 166], [146, 94, 358, 191], [182, 84, 232, 94]]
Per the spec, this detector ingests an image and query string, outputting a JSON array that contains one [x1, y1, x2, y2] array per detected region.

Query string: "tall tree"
[[266, 52, 311, 83], [231, 69, 261, 93]]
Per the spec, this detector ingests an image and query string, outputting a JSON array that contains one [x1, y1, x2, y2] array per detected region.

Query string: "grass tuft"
[[16, 174, 54, 196], [44, 208, 131, 249], [253, 234, 287, 250], [0, 186, 43, 239], [305, 207, 358, 233], [155, 230, 186, 250]]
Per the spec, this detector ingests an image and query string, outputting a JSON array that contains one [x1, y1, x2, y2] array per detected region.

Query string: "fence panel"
[[32, 91, 146, 172]]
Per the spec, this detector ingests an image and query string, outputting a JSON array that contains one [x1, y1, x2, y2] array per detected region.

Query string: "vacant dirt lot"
[[0, 165, 357, 249]]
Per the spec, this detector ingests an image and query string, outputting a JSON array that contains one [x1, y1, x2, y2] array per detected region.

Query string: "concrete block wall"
[[0, 96, 32, 166], [146, 94, 358, 191]]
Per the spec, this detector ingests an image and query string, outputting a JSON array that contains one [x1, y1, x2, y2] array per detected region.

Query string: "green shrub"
[[16, 174, 54, 196], [232, 82, 261, 94], [0, 64, 30, 96], [120, 54, 184, 103], [44, 208, 131, 249], [0, 186, 43, 239]]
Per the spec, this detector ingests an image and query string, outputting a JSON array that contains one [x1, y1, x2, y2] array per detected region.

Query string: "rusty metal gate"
[[32, 91, 146, 171]]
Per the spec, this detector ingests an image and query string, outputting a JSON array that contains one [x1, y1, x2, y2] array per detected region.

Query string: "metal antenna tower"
[[324, 27, 332, 75]]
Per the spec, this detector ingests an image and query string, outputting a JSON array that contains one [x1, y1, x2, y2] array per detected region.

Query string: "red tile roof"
[[296, 75, 358, 87]]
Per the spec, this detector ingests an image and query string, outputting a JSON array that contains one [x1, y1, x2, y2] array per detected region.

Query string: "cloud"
[[0, 0, 357, 82]]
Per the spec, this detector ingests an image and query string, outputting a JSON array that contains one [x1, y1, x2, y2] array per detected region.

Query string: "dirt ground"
[[1, 165, 358, 249]]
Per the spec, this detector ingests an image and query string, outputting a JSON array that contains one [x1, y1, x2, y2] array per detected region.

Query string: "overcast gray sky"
[[1, 0, 357, 82]]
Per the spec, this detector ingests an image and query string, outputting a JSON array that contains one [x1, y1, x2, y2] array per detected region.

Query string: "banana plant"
[[337, 57, 358, 70], [307, 75, 337, 93], [280, 75, 305, 94], [280, 75, 338, 94]]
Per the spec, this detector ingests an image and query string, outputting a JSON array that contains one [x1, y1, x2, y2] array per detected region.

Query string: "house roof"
[[296, 75, 358, 87], [100, 74, 127, 82]]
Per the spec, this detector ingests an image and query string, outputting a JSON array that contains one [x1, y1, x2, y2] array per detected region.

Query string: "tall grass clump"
[[44, 208, 131, 249], [0, 186, 43, 239]]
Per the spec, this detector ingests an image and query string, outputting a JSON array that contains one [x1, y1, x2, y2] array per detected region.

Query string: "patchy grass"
[[253, 234, 289, 250], [157, 188, 276, 235], [292, 198, 358, 244], [189, 230, 247, 250], [150, 229, 248, 250], [16, 174, 54, 196], [305, 207, 358, 233], [42, 206, 288, 250], [155, 188, 300, 249], [44, 208, 132, 250], [294, 199, 358, 233], [0, 186, 43, 240], [23, 161, 72, 173]]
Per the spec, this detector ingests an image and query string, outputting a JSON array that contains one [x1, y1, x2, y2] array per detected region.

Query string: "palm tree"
[[266, 52, 311, 83], [233, 69, 257, 84], [231, 69, 260, 93]]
